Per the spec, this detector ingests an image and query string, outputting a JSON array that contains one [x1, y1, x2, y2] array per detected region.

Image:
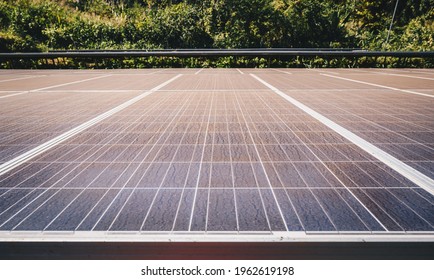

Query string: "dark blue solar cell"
[[134, 163, 170, 188], [76, 189, 121, 231], [46, 189, 107, 231], [0, 189, 57, 230], [92, 188, 134, 231], [161, 163, 190, 189], [0, 163, 55, 188], [311, 189, 369, 231], [14, 189, 82, 231], [236, 189, 269, 231], [259, 189, 287, 231], [190, 189, 208, 231], [286, 189, 336, 231], [269, 189, 303, 231], [210, 164, 232, 188], [142, 189, 182, 231], [351, 189, 403, 231], [334, 189, 386, 231], [366, 188, 432, 231], [108, 189, 156, 231], [389, 189, 434, 226], [172, 189, 195, 231], [207, 189, 237, 231], [413, 188, 434, 203]]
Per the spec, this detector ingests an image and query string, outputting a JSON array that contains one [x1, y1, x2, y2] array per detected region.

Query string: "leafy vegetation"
[[0, 0, 432, 68]]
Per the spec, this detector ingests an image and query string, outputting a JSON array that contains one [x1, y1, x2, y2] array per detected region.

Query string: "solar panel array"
[[0, 68, 433, 238]]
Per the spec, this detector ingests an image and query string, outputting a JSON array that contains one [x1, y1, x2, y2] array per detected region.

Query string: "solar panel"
[[0, 68, 433, 241]]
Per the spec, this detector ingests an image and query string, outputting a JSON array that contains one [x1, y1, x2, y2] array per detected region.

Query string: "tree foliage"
[[0, 0, 432, 67]]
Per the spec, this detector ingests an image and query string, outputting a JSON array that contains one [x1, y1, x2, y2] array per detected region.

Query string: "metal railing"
[[1, 49, 433, 59]]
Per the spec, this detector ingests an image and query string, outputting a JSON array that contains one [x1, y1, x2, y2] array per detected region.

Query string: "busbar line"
[[194, 68, 205, 75], [0, 74, 113, 99], [307, 69, 340, 75], [0, 75, 44, 83], [251, 74, 434, 197], [35, 90, 142, 93], [372, 72, 434, 81], [352, 68, 434, 79], [0, 74, 182, 177], [320, 73, 434, 98], [270, 69, 293, 75]]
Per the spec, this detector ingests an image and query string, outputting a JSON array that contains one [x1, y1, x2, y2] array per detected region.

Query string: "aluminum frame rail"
[[0, 49, 433, 59]]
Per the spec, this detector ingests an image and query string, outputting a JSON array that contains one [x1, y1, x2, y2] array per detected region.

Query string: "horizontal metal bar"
[[46, 48, 363, 53], [2, 231, 434, 242], [0, 49, 433, 58]]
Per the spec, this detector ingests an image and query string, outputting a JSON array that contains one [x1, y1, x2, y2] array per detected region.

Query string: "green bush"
[[145, 3, 212, 48], [10, 0, 65, 43], [399, 12, 434, 51], [44, 17, 123, 49], [0, 1, 12, 28], [0, 31, 41, 52], [0, 0, 432, 68]]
